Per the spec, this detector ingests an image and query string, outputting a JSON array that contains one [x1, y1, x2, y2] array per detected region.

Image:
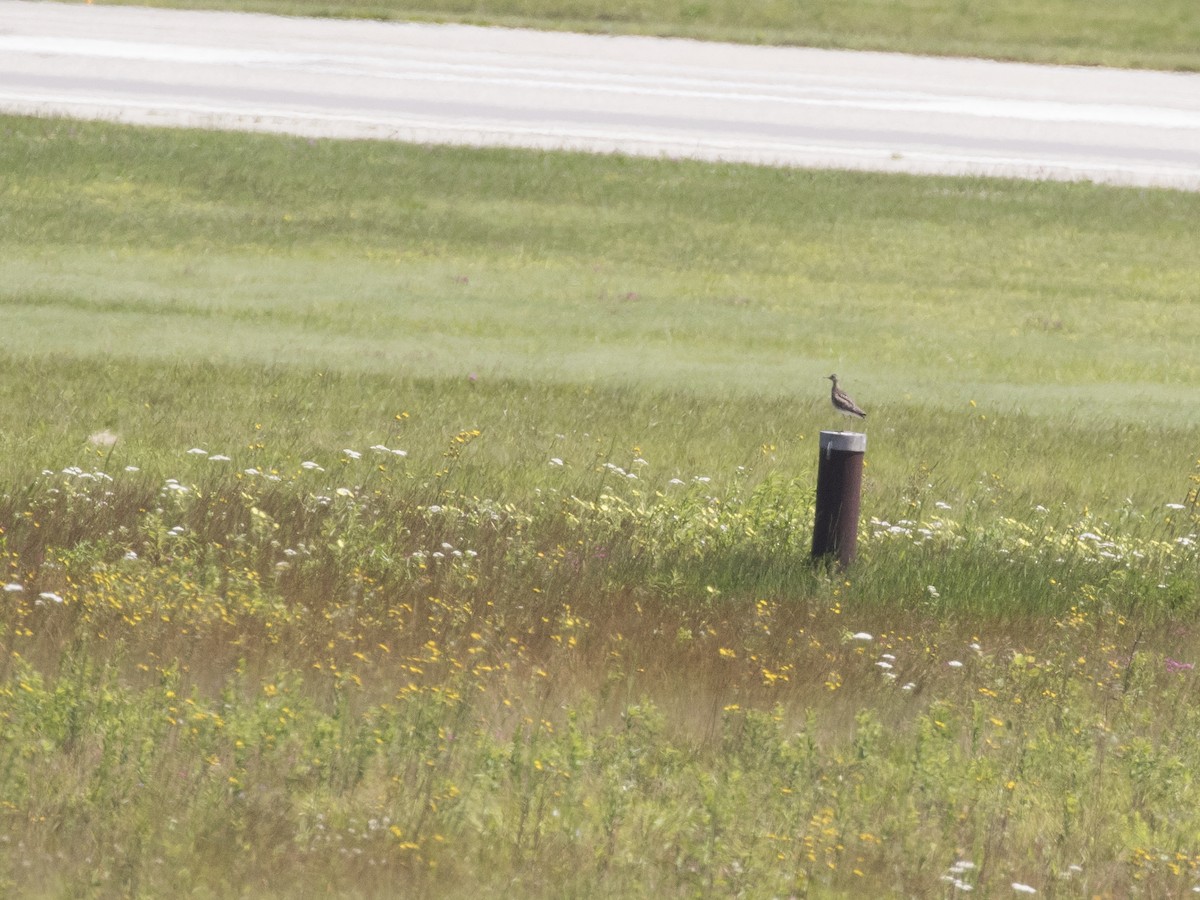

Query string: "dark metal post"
[[811, 430, 866, 568]]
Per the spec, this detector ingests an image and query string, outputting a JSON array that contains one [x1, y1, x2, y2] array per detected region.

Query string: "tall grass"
[[3, 414, 1200, 896], [4, 114, 1200, 895]]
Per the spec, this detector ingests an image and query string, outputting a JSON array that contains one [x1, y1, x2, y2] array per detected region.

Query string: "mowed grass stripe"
[[4, 115, 1200, 425]]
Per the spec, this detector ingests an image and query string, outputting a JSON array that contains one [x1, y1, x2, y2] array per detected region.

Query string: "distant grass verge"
[[84, 0, 1200, 71]]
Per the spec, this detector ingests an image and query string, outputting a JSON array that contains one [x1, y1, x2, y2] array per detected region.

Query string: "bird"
[[827, 374, 866, 425]]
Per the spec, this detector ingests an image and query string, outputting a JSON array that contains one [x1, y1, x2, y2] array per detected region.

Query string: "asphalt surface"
[[2, 0, 1199, 188]]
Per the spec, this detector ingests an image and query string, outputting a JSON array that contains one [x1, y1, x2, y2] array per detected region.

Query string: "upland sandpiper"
[[827, 374, 866, 424]]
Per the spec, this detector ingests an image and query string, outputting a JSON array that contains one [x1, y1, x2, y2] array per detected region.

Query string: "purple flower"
[[1165, 658, 1194, 674]]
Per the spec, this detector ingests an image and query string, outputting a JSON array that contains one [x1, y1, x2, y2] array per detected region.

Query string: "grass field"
[[86, 0, 1200, 71], [4, 113, 1200, 896]]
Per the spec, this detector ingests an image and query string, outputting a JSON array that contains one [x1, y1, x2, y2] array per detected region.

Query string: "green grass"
[[87, 0, 1200, 70], [4, 114, 1200, 509], [4, 114, 1200, 895], [5, 117, 1200, 417]]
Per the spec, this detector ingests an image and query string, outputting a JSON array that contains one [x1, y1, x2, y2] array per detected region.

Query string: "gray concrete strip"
[[2, 0, 1198, 188]]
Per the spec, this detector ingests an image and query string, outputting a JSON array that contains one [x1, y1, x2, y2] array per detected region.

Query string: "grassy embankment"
[[3, 115, 1200, 895]]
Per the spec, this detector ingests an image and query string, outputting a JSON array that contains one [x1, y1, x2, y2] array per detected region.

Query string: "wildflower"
[[38, 592, 64, 604], [208, 454, 231, 462], [947, 660, 964, 669], [935, 501, 952, 510], [927, 585, 940, 599], [1166, 659, 1195, 674], [1011, 884, 1037, 894], [1166, 503, 1187, 510], [187, 448, 207, 456], [549, 457, 564, 466], [123, 551, 138, 561], [4, 583, 24, 592], [301, 461, 324, 471], [942, 860, 976, 892], [342, 449, 362, 460], [125, 465, 140, 472], [852, 632, 873, 641]]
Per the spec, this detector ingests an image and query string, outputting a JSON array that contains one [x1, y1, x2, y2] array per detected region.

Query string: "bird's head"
[[826, 374, 837, 382]]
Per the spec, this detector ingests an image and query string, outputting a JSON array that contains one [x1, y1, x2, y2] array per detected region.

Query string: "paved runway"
[[2, 0, 1198, 188]]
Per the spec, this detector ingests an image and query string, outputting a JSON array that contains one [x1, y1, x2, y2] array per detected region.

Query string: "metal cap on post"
[[812, 430, 867, 568]]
